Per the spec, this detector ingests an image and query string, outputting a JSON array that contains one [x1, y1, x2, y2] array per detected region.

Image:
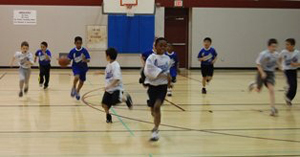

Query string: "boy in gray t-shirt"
[[279, 38, 300, 106], [249, 39, 280, 116]]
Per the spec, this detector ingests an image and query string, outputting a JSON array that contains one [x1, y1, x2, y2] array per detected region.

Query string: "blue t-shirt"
[[165, 52, 179, 77], [197, 47, 218, 65], [141, 49, 155, 61], [35, 49, 52, 65], [67, 47, 91, 71]]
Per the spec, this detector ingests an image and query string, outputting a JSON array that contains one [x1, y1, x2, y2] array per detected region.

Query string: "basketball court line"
[[0, 72, 7, 80], [82, 89, 300, 144]]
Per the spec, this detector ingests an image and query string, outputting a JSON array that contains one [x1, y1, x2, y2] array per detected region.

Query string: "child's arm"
[[257, 64, 266, 79], [140, 55, 146, 66], [278, 57, 283, 71], [82, 50, 91, 63], [167, 74, 172, 88], [212, 56, 218, 64], [105, 79, 120, 91], [34, 56, 38, 63], [44, 51, 51, 61], [10, 56, 16, 67], [290, 62, 300, 67]]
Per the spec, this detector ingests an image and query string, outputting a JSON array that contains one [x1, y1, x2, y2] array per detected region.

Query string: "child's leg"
[[24, 69, 31, 93], [285, 70, 297, 101], [44, 65, 50, 87], [102, 104, 112, 123], [73, 76, 79, 89], [39, 66, 44, 85], [76, 80, 84, 93], [202, 77, 207, 88], [76, 72, 87, 93], [152, 99, 162, 131], [266, 83, 275, 108]]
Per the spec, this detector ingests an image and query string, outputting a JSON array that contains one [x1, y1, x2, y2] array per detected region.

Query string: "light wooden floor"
[[0, 68, 299, 157]]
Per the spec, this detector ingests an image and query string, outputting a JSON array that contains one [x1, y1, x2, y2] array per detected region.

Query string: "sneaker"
[[71, 88, 76, 97], [19, 91, 23, 97], [125, 93, 133, 109], [24, 87, 29, 94], [202, 88, 207, 94], [39, 84, 43, 87], [248, 82, 256, 92], [106, 114, 113, 123], [150, 130, 159, 141], [270, 107, 278, 116], [284, 96, 292, 107], [75, 93, 80, 100], [167, 89, 172, 97]]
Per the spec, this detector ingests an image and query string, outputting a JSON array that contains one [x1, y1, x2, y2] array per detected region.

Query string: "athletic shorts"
[[256, 71, 275, 89], [147, 85, 168, 108], [102, 90, 122, 108], [201, 64, 214, 77], [19, 67, 31, 82], [73, 68, 88, 82]]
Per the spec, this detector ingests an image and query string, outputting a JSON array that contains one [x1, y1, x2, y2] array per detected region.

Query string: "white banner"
[[13, 10, 37, 25], [86, 26, 107, 50]]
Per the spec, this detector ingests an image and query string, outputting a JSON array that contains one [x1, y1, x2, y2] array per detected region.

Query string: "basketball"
[[58, 57, 69, 67]]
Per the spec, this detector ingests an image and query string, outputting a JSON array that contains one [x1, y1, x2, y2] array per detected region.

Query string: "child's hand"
[[168, 83, 173, 88], [291, 62, 298, 67], [261, 72, 267, 79]]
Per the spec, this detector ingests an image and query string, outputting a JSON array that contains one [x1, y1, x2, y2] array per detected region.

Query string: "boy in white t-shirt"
[[279, 38, 300, 106], [144, 37, 171, 141], [10, 41, 34, 97], [101, 48, 133, 123]]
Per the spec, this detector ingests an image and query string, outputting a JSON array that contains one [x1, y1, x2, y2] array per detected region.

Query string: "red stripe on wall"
[[0, 0, 300, 8]]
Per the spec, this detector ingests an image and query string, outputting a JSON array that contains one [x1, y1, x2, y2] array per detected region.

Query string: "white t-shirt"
[[256, 50, 279, 72], [105, 61, 123, 93], [144, 53, 171, 86], [14, 51, 34, 69], [279, 49, 300, 70]]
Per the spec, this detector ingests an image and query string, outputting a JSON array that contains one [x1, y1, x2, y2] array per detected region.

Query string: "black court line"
[[165, 99, 186, 111], [82, 91, 300, 144], [0, 72, 7, 80]]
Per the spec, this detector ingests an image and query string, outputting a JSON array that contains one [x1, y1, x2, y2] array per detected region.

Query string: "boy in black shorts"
[[101, 48, 133, 123], [144, 37, 171, 141], [198, 37, 218, 94]]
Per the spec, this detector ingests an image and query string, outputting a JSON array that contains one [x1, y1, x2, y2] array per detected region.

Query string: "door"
[[164, 8, 189, 68]]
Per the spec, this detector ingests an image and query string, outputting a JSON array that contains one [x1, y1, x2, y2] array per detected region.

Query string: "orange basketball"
[[58, 57, 69, 67]]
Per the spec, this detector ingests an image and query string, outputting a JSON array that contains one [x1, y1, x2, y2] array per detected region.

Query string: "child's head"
[[154, 37, 167, 55], [106, 48, 118, 62], [203, 37, 212, 49], [285, 38, 296, 52], [74, 36, 83, 49], [166, 43, 173, 53], [40, 41, 48, 52], [21, 41, 29, 53], [267, 38, 278, 52]]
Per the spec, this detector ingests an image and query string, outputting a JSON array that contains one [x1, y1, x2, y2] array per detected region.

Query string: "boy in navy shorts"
[[67, 36, 91, 100], [198, 37, 218, 94]]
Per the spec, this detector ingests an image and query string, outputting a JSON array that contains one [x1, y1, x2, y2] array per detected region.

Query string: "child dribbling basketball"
[[10, 41, 34, 97], [66, 36, 91, 100]]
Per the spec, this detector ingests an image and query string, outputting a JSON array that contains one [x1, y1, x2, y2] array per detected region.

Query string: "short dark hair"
[[74, 36, 83, 42], [106, 47, 118, 60], [286, 38, 296, 46], [268, 38, 278, 46], [41, 41, 48, 47], [155, 37, 167, 46], [204, 37, 212, 43], [21, 41, 29, 47]]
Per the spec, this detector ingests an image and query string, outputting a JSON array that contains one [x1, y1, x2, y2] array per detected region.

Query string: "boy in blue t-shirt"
[[198, 37, 218, 94], [165, 43, 179, 96], [34, 42, 52, 89], [67, 36, 91, 100]]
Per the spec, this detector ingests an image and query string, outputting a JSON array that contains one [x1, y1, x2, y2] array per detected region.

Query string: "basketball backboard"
[[103, 0, 155, 16]]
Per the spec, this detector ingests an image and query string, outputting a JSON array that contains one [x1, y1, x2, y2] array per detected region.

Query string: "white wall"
[[0, 5, 164, 68], [190, 8, 300, 68]]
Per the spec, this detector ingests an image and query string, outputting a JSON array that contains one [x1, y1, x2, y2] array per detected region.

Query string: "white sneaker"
[[248, 81, 256, 92], [270, 107, 278, 117], [167, 89, 172, 97], [150, 130, 159, 141], [284, 96, 292, 107]]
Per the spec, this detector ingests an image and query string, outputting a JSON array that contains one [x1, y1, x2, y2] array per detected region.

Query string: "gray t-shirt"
[[14, 51, 34, 69], [279, 49, 300, 70], [105, 61, 123, 93], [256, 50, 279, 72]]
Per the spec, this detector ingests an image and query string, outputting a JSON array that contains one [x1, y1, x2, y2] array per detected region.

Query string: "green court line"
[[86, 78, 134, 136], [149, 153, 153, 157]]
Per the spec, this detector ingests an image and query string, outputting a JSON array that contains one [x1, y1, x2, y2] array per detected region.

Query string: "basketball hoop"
[[125, 4, 135, 17]]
